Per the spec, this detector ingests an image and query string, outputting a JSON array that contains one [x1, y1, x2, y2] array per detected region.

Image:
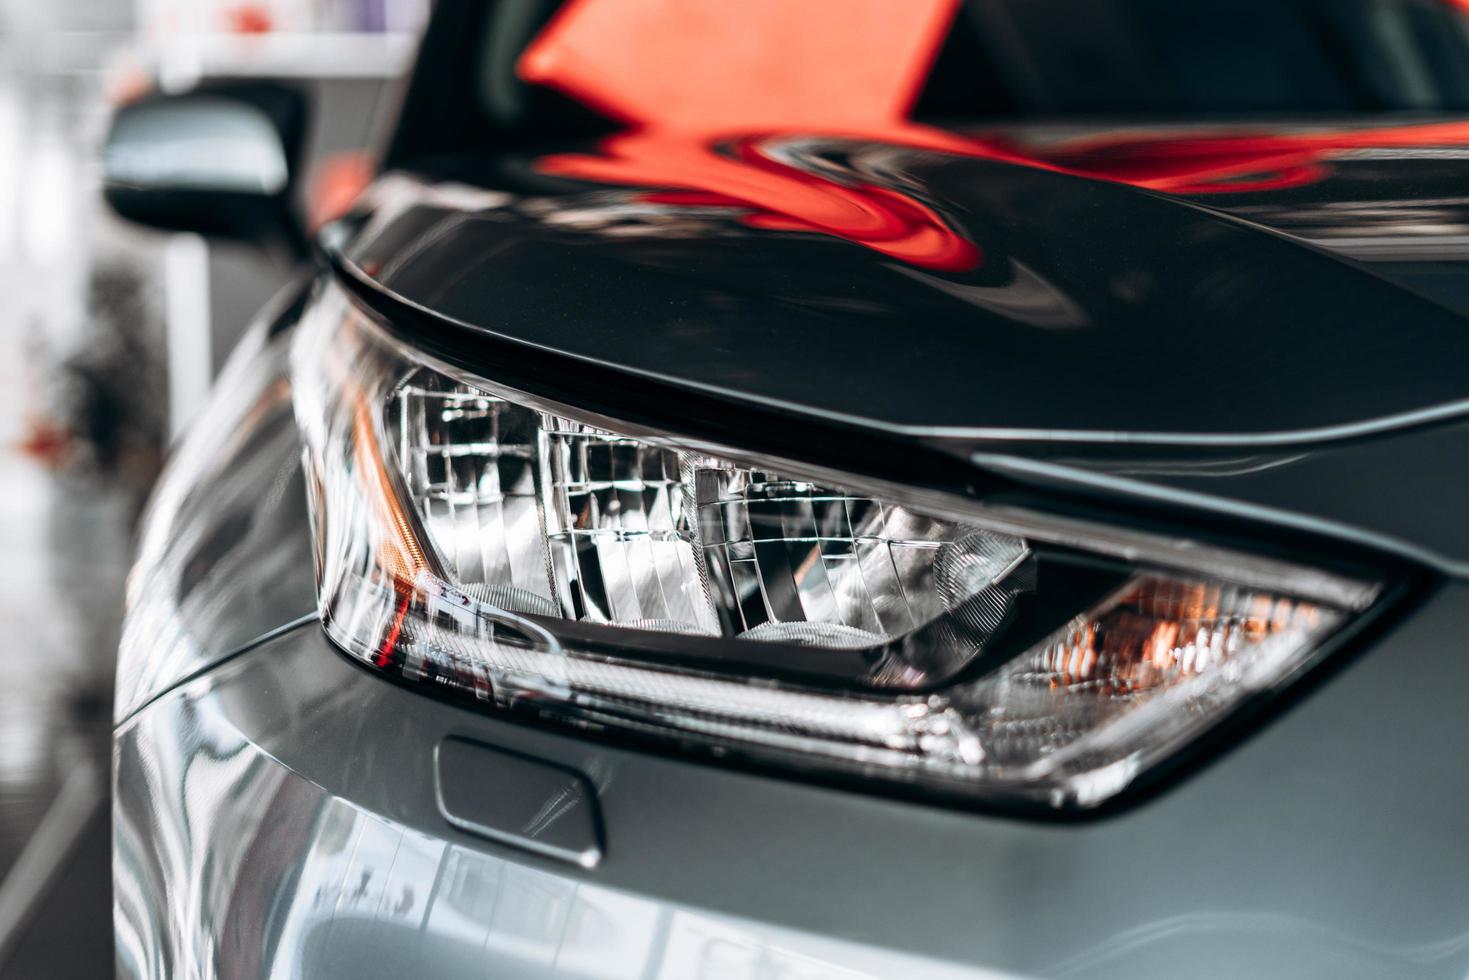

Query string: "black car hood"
[[341, 121, 1469, 446]]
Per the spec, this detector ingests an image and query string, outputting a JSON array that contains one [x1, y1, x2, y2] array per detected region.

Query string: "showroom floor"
[[0, 3, 147, 973], [0, 438, 117, 978]]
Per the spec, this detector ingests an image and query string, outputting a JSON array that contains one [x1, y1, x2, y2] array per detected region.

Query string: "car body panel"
[[110, 1, 1469, 976], [329, 120, 1469, 574], [341, 124, 1469, 441], [116, 579, 1469, 980], [111, 12, 1469, 975], [115, 124, 1469, 969], [113, 305, 316, 722], [1001, 417, 1469, 574]]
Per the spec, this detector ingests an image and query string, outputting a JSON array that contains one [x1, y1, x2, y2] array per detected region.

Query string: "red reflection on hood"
[[519, 0, 983, 271], [534, 129, 984, 270], [1011, 120, 1469, 195], [518, 0, 1469, 263]]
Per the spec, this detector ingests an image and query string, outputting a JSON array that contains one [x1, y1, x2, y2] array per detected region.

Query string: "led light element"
[[384, 367, 1028, 686], [294, 280, 1379, 808]]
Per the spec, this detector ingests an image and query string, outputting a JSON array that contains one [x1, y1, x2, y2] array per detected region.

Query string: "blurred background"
[[0, 1, 423, 974]]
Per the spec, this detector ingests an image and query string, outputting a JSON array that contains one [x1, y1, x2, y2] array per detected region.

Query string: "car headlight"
[[294, 277, 1380, 810]]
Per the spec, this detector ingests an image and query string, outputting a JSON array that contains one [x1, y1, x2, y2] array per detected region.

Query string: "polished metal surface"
[[116, 583, 1469, 979], [114, 628, 992, 980], [115, 300, 316, 722], [435, 738, 603, 869]]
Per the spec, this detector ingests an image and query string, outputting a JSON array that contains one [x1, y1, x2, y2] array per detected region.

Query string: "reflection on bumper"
[[114, 584, 1469, 980], [112, 626, 1003, 980]]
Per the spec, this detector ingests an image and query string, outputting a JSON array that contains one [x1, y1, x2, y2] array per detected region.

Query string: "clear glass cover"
[[294, 282, 1376, 808], [381, 366, 1031, 687]]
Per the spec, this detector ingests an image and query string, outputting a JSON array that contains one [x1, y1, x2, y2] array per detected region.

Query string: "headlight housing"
[[294, 279, 1379, 809]]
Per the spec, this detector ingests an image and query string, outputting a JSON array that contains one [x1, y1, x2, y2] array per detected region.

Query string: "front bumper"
[[115, 582, 1469, 980]]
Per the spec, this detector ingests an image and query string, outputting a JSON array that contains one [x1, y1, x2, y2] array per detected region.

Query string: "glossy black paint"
[[328, 116, 1469, 587], [341, 136, 1469, 442]]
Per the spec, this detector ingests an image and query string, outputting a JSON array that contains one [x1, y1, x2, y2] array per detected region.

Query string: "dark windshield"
[[920, 0, 1469, 119], [388, 0, 1469, 166]]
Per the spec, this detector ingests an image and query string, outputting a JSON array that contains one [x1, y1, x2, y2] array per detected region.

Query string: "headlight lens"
[[295, 282, 1378, 809]]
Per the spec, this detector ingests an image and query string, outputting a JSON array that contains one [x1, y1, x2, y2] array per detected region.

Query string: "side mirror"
[[103, 82, 309, 261]]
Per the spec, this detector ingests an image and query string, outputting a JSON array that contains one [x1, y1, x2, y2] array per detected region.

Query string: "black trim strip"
[[326, 250, 1416, 589], [328, 250, 1006, 499]]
